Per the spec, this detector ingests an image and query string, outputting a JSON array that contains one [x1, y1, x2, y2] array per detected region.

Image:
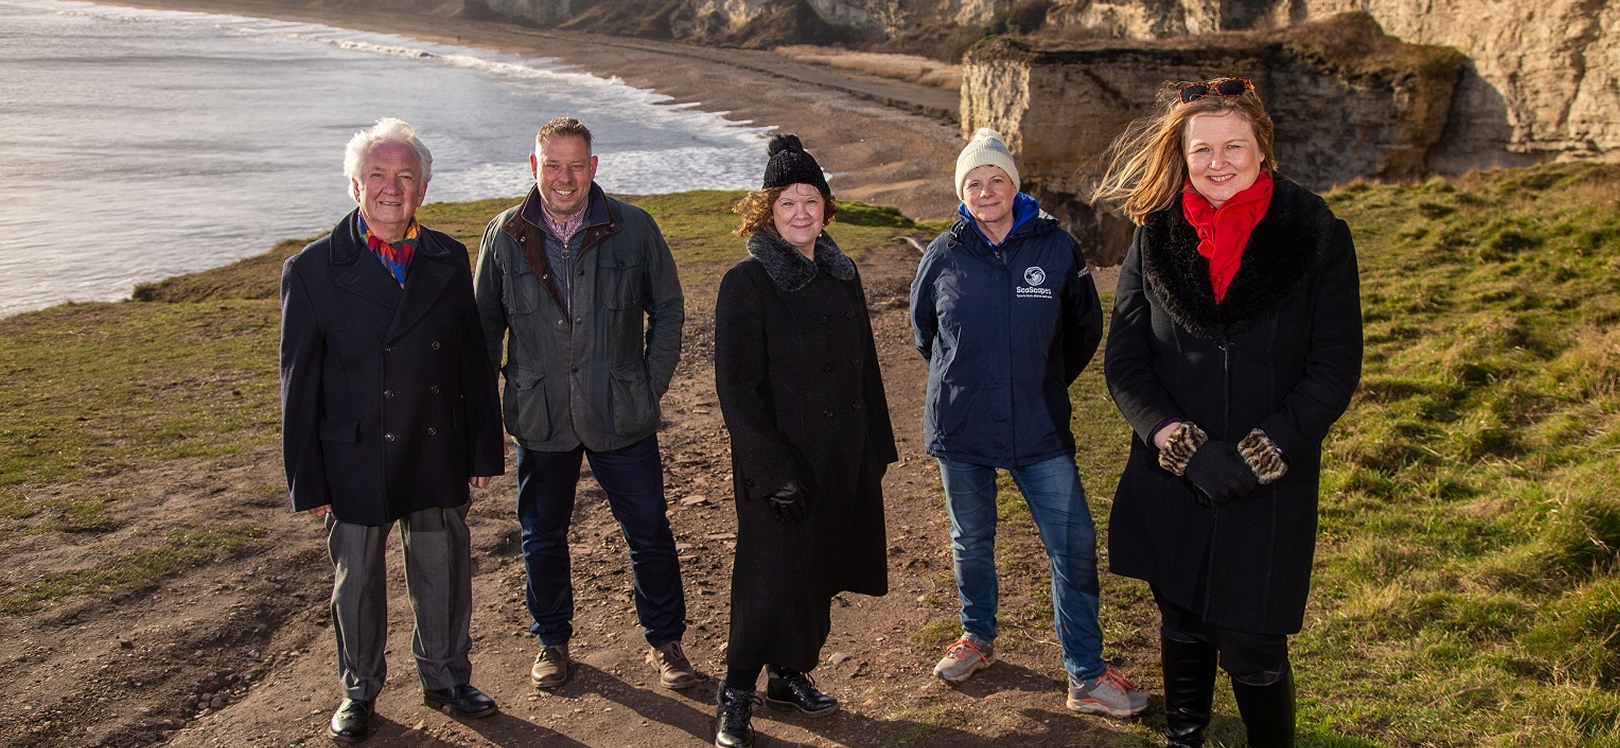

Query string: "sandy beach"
[[95, 0, 967, 222]]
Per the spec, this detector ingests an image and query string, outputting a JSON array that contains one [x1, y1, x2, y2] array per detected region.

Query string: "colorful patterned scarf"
[[359, 215, 418, 287]]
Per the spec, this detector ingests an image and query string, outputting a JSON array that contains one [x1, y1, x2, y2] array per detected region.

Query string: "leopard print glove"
[[1157, 421, 1209, 476], [1238, 428, 1288, 484]]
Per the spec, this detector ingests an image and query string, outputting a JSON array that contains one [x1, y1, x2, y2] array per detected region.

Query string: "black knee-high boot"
[[1160, 632, 1217, 748], [1231, 668, 1295, 748]]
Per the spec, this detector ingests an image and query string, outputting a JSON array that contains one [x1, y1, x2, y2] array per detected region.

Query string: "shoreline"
[[90, 0, 966, 223]]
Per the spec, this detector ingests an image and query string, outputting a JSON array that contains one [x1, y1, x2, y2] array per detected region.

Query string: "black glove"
[[1183, 441, 1257, 505], [766, 482, 805, 524]]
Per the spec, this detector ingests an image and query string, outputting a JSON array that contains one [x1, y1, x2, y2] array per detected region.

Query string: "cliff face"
[[963, 14, 1469, 264], [431, 0, 1618, 167], [1046, 0, 1620, 166]]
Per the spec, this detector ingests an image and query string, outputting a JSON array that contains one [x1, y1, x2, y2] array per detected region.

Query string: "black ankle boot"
[[715, 684, 758, 748], [765, 664, 839, 717], [1161, 633, 1217, 747], [1231, 668, 1295, 748]]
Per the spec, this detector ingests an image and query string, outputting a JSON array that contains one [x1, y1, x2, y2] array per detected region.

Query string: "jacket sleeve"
[[451, 243, 506, 477], [279, 254, 330, 512], [1258, 219, 1363, 457], [641, 219, 685, 397], [472, 216, 508, 374], [853, 267, 899, 465], [909, 241, 943, 361], [1104, 228, 1184, 443], [1062, 237, 1104, 385], [714, 267, 800, 499]]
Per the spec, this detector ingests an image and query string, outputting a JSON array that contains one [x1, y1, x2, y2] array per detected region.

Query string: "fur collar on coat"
[[1139, 176, 1339, 339], [746, 231, 855, 292]]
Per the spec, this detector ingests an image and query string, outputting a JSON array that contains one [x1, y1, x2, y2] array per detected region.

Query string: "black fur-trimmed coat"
[[714, 231, 898, 672], [1104, 177, 1363, 635]]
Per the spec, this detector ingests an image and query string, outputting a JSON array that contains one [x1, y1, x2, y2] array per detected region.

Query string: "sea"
[[0, 0, 770, 317]]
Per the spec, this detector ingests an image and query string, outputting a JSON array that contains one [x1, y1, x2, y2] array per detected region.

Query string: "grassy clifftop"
[[1301, 163, 1620, 745], [0, 168, 1617, 744]]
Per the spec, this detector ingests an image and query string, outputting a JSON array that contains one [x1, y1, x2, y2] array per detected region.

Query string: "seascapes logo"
[[1017, 265, 1053, 299]]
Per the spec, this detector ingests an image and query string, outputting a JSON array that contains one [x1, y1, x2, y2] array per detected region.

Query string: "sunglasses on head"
[[1178, 77, 1255, 103]]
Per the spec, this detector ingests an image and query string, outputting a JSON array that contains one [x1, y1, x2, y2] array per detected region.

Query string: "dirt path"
[[7, 4, 1140, 746]]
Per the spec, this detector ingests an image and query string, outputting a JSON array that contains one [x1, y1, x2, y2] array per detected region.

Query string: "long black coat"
[[1104, 178, 1362, 635], [714, 232, 898, 673], [281, 210, 505, 526]]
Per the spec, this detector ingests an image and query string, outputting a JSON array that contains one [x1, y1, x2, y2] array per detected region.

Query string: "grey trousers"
[[326, 503, 474, 700]]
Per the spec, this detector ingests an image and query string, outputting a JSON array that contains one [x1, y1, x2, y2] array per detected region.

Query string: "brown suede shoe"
[[530, 644, 571, 689], [646, 641, 698, 689]]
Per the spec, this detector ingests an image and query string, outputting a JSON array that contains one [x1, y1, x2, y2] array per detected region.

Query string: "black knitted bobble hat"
[[761, 133, 832, 198]]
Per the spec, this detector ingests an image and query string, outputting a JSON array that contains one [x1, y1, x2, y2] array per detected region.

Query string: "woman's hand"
[[767, 482, 806, 524], [1183, 442, 1257, 504]]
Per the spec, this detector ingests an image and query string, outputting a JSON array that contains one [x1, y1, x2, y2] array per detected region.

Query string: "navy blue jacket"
[[281, 210, 506, 525], [909, 194, 1103, 468]]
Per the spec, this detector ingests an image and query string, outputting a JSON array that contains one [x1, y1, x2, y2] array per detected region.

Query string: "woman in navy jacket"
[[909, 128, 1146, 718], [1098, 78, 1362, 748]]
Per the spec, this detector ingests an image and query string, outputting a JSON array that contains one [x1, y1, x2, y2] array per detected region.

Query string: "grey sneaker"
[[530, 644, 571, 689], [1067, 666, 1149, 718], [933, 634, 995, 683], [646, 641, 699, 689]]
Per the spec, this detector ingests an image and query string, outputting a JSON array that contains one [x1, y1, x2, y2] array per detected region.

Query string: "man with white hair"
[[280, 117, 505, 743]]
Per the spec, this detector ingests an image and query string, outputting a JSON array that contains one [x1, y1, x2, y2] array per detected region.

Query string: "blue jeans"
[[517, 434, 687, 648], [939, 454, 1104, 681]]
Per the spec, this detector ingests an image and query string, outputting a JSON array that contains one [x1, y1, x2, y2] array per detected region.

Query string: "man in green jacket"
[[472, 117, 693, 692]]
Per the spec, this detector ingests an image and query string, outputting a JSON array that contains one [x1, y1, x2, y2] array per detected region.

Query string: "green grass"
[[0, 190, 945, 612], [5, 169, 1619, 745]]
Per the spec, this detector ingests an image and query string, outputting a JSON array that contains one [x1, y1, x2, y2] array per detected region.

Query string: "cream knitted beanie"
[[954, 127, 1020, 199]]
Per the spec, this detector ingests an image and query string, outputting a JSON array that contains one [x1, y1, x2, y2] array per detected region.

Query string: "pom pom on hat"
[[762, 133, 832, 197], [955, 127, 1020, 199]]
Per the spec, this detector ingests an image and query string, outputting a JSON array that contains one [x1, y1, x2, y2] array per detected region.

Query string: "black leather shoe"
[[715, 684, 759, 748], [765, 665, 838, 717], [328, 698, 373, 743], [423, 683, 498, 719]]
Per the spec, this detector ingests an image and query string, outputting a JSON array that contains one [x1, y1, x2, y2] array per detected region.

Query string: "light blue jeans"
[[939, 453, 1105, 681]]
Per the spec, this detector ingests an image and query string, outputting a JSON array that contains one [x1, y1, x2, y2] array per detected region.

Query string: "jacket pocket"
[[602, 254, 644, 310], [319, 419, 360, 443], [608, 363, 656, 437], [502, 263, 542, 315], [503, 366, 551, 441]]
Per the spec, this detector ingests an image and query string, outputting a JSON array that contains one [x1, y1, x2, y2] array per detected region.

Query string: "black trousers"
[[1153, 587, 1288, 684]]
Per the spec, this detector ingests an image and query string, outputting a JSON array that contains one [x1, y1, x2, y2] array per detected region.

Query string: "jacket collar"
[[746, 231, 855, 293], [327, 209, 456, 342], [947, 193, 1055, 256], [1139, 176, 1336, 339], [504, 183, 620, 249]]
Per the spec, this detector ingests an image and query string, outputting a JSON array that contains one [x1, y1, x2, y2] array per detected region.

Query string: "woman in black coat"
[[1097, 78, 1363, 748], [711, 135, 897, 748]]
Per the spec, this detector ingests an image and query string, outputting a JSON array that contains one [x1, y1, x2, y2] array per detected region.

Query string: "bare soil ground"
[[8, 5, 1139, 747]]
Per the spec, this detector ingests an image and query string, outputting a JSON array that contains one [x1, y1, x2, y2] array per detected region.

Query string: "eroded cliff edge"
[[963, 13, 1470, 264]]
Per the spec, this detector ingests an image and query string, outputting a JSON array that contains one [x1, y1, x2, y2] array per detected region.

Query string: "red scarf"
[[1181, 171, 1273, 303]]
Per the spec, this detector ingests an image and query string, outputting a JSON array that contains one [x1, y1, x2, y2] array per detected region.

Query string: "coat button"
[[848, 356, 859, 365], [571, 366, 579, 373], [845, 310, 856, 319], [384, 432, 396, 442], [852, 402, 863, 412], [818, 315, 829, 324], [431, 341, 441, 350], [382, 346, 391, 354], [823, 409, 835, 419], [575, 317, 583, 325], [384, 390, 395, 398], [427, 427, 437, 436], [821, 363, 833, 372], [429, 385, 440, 395]]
